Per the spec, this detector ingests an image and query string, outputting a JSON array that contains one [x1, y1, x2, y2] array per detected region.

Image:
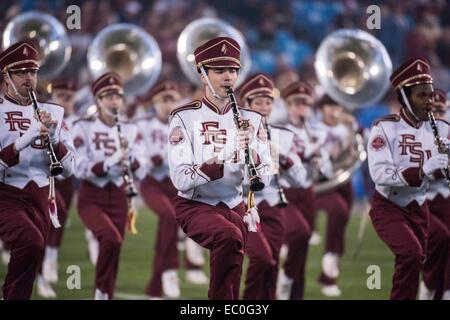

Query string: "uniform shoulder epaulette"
[[170, 100, 202, 116], [436, 118, 450, 127], [372, 114, 400, 126]]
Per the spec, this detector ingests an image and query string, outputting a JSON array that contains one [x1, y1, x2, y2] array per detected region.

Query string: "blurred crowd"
[[1, 0, 449, 200], [1, 0, 449, 91]]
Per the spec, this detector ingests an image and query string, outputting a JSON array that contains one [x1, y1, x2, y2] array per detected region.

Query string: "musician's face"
[[409, 84, 435, 121], [322, 103, 342, 126], [52, 89, 76, 115], [286, 97, 311, 119], [98, 92, 124, 114], [201, 67, 238, 99], [249, 96, 273, 116], [154, 94, 179, 121], [7, 69, 38, 96]]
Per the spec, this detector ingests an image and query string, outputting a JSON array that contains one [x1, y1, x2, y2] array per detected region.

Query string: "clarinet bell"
[[49, 161, 64, 176], [127, 187, 138, 198], [249, 176, 265, 192]]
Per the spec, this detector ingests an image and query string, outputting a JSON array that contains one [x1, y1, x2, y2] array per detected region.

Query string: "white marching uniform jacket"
[[72, 115, 147, 188], [135, 116, 169, 181], [0, 95, 75, 188], [168, 98, 272, 208], [368, 109, 450, 207], [253, 124, 307, 206], [427, 178, 450, 201], [284, 121, 332, 188]]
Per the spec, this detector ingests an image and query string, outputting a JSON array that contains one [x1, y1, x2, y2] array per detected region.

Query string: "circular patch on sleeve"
[[169, 126, 185, 145], [73, 136, 84, 148], [370, 135, 386, 151]]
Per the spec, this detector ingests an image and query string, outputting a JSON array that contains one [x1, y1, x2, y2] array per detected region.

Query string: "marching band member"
[[0, 41, 75, 299], [72, 72, 146, 300], [37, 79, 79, 298], [136, 80, 183, 299], [276, 81, 331, 299], [368, 58, 450, 300], [420, 88, 450, 300], [168, 36, 271, 300], [314, 94, 356, 297], [238, 74, 308, 299]]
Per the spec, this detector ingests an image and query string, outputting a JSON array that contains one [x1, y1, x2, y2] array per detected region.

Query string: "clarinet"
[[262, 117, 288, 208], [428, 110, 450, 188], [225, 86, 264, 192], [112, 109, 138, 198], [26, 87, 63, 176]]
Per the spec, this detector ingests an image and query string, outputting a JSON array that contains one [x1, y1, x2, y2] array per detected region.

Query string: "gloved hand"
[[48, 122, 58, 145], [217, 128, 252, 163], [437, 137, 450, 152], [103, 152, 125, 171], [38, 110, 58, 144], [243, 207, 260, 232], [422, 154, 449, 178], [15, 121, 42, 151]]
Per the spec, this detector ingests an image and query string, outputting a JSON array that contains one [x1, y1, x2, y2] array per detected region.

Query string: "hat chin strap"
[[97, 99, 117, 118], [400, 88, 420, 120], [6, 71, 29, 100], [200, 66, 226, 101]]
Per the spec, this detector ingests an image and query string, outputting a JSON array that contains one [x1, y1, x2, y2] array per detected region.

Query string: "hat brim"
[[7, 61, 40, 72], [200, 59, 241, 69]]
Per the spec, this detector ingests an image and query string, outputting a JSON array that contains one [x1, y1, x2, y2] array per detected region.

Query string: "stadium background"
[[0, 0, 449, 299]]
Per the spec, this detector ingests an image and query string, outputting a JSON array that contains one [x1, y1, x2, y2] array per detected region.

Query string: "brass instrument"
[[226, 86, 264, 192], [27, 87, 63, 176], [312, 28, 391, 194], [428, 110, 450, 189], [262, 117, 288, 207], [3, 11, 72, 80], [87, 24, 162, 96]]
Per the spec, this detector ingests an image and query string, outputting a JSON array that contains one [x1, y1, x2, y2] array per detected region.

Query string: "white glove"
[[48, 122, 59, 145], [15, 121, 41, 151], [217, 129, 250, 163], [422, 154, 449, 178], [103, 152, 124, 171], [243, 207, 260, 232]]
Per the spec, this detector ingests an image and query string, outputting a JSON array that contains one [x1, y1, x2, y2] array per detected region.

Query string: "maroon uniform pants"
[[77, 181, 128, 299], [316, 181, 353, 255], [283, 187, 314, 299], [46, 176, 75, 247], [174, 196, 247, 300], [244, 201, 285, 299], [424, 194, 450, 298], [140, 176, 179, 297], [0, 181, 50, 300], [370, 191, 429, 300]]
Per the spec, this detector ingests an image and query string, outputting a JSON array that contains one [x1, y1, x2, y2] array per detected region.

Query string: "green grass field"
[[0, 202, 395, 300]]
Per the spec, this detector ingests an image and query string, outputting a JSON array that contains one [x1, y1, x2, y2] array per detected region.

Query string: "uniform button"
[[393, 192, 397, 195], [6, 174, 11, 177]]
